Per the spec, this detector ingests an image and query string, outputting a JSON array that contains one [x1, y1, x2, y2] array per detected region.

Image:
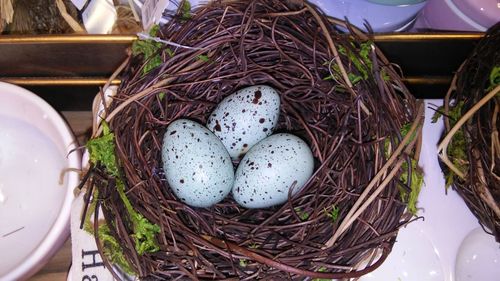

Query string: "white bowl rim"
[[0, 81, 81, 281], [444, 0, 487, 31]]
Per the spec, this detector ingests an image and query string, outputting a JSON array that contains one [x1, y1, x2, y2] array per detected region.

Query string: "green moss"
[[384, 123, 424, 215], [197, 54, 210, 62], [239, 259, 247, 267], [312, 267, 330, 281], [180, 0, 191, 21], [431, 101, 468, 189], [324, 41, 375, 85], [324, 205, 340, 223], [294, 207, 310, 221], [488, 65, 500, 91], [399, 158, 424, 215], [116, 178, 161, 255], [85, 121, 161, 272], [338, 41, 373, 80], [132, 25, 163, 75], [87, 122, 119, 177], [98, 224, 136, 275]]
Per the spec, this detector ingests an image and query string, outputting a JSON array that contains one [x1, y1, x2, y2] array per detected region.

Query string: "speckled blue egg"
[[207, 85, 280, 160], [232, 133, 314, 209], [161, 119, 234, 208]]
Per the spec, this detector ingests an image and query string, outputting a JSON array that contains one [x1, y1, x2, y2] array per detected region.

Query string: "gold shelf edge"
[[403, 76, 451, 84], [0, 77, 121, 86], [374, 33, 483, 42], [1, 76, 449, 86], [0, 35, 137, 44], [0, 33, 482, 44]]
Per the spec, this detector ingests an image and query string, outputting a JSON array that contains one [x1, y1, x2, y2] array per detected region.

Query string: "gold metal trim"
[[1, 76, 450, 86], [403, 76, 451, 84], [0, 35, 137, 44], [0, 33, 482, 44], [373, 33, 483, 42], [0, 77, 121, 86]]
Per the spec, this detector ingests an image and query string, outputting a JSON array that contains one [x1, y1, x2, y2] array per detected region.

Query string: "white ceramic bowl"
[[414, 0, 500, 31], [0, 82, 81, 281], [455, 227, 500, 281], [309, 0, 427, 32]]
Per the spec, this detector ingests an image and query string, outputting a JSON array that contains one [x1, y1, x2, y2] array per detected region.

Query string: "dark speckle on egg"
[[259, 118, 265, 123], [214, 120, 222, 132], [252, 90, 262, 104]]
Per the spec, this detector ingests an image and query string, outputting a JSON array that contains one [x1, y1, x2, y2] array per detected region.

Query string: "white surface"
[[361, 222, 444, 280], [455, 227, 500, 281], [0, 82, 81, 281], [360, 100, 483, 281]]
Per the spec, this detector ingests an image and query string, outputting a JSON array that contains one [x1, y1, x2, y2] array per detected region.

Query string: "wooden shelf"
[[0, 33, 483, 111]]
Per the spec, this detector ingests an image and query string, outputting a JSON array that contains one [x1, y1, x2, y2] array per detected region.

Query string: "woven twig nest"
[[438, 23, 500, 242], [83, 0, 424, 279]]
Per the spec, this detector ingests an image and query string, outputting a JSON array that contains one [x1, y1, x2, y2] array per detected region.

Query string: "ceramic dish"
[[309, 0, 427, 32], [0, 82, 81, 281], [414, 0, 500, 31]]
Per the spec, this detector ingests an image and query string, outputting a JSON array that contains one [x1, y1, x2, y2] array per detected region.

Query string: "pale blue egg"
[[162, 119, 234, 208], [232, 133, 314, 209], [207, 85, 280, 160]]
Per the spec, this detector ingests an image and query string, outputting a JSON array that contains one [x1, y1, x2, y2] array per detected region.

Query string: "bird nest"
[[82, 0, 424, 279], [437, 23, 500, 242]]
